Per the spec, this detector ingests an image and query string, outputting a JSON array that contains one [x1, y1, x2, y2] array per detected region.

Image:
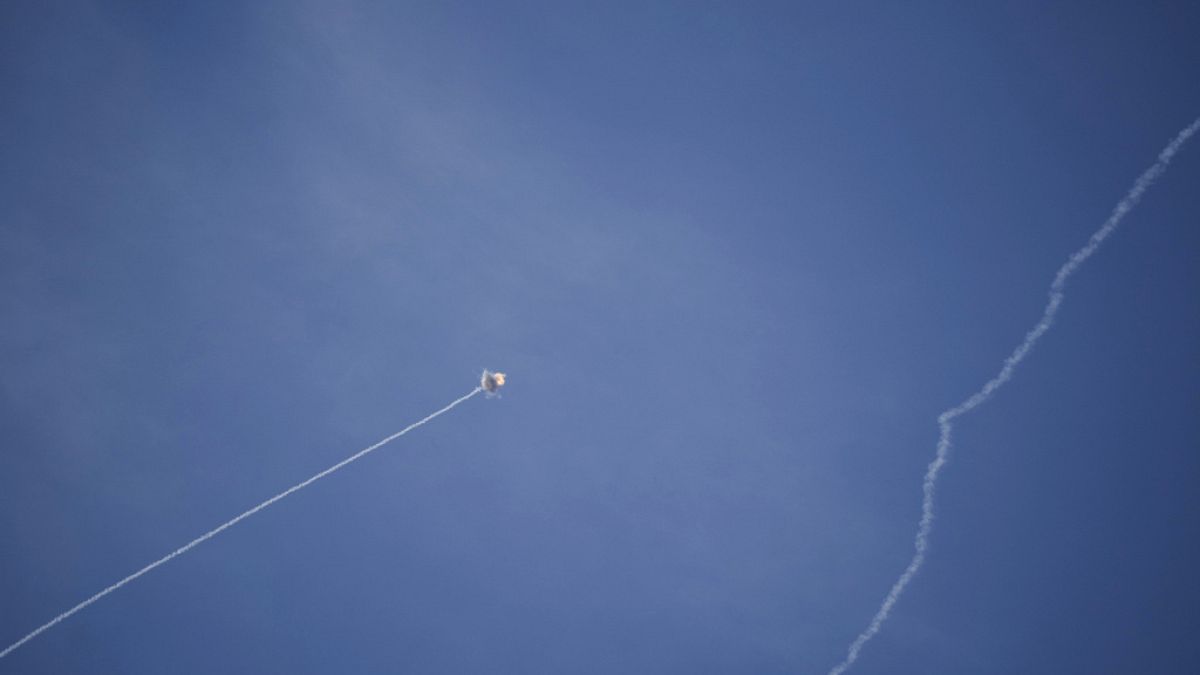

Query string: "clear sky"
[[2, 2, 1199, 673]]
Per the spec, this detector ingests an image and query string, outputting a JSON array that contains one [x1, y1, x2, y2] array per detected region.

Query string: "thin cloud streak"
[[0, 386, 483, 660], [828, 117, 1200, 675]]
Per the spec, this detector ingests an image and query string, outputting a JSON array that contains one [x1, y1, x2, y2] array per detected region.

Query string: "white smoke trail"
[[0, 386, 483, 660], [828, 117, 1200, 675]]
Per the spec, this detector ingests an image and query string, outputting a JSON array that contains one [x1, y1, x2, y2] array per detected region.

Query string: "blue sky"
[[2, 2, 1199, 673]]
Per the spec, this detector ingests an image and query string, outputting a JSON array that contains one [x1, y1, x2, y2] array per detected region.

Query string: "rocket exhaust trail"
[[0, 386, 484, 660], [827, 117, 1200, 675]]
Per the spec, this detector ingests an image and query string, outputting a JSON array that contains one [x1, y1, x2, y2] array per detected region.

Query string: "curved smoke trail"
[[0, 386, 483, 660], [828, 117, 1200, 675]]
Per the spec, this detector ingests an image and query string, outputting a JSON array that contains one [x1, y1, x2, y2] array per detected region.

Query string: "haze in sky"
[[2, 3, 1199, 673]]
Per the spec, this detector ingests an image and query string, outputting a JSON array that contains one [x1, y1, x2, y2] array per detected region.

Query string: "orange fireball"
[[481, 370, 506, 393]]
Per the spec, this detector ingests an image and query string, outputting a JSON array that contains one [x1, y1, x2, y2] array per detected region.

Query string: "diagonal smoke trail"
[[0, 386, 483, 661], [828, 117, 1200, 675]]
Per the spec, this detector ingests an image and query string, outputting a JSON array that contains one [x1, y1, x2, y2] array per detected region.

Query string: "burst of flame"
[[481, 370, 507, 391]]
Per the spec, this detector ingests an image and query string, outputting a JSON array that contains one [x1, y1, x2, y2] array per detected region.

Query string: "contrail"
[[0, 386, 483, 660], [828, 117, 1200, 675]]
